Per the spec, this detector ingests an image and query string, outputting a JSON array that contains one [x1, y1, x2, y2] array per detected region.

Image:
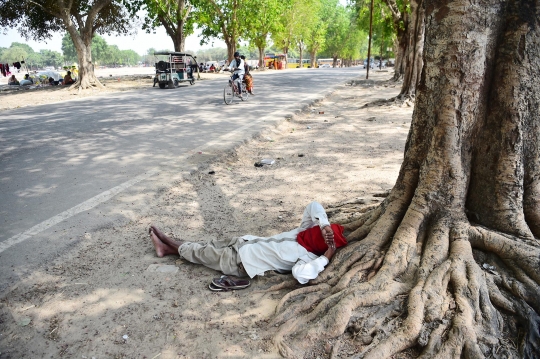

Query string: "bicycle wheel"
[[240, 83, 249, 101], [224, 83, 234, 105]]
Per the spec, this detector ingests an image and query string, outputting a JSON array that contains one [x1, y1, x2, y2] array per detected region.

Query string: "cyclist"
[[228, 51, 245, 95]]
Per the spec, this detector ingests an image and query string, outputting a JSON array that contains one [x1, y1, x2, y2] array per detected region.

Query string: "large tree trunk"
[[309, 50, 317, 68], [65, 26, 103, 90], [271, 0, 540, 358], [392, 24, 408, 80], [258, 46, 265, 68], [399, 0, 425, 97], [225, 38, 236, 63], [172, 35, 185, 52]]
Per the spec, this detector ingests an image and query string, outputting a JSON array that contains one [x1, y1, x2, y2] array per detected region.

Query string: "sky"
[[1, 25, 227, 55]]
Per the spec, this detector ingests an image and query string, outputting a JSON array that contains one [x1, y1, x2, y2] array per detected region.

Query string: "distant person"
[[240, 55, 254, 95], [19, 74, 33, 86], [8, 75, 19, 85], [209, 64, 216, 72], [48, 77, 59, 86], [64, 71, 75, 85]]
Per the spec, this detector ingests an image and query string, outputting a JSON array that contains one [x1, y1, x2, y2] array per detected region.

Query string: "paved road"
[[0, 67, 365, 289]]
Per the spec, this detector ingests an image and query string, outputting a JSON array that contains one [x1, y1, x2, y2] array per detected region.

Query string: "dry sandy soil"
[[0, 71, 415, 359]]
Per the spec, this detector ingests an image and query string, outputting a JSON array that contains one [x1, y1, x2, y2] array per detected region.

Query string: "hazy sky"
[[1, 26, 227, 55]]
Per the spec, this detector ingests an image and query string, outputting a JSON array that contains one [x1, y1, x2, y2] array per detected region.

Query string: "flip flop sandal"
[[208, 283, 229, 292], [212, 275, 251, 290]]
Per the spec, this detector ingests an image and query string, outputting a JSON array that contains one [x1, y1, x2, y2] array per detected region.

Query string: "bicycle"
[[223, 73, 249, 105]]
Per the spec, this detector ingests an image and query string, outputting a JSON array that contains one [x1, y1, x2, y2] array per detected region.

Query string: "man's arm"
[[299, 201, 331, 230], [291, 246, 335, 284]]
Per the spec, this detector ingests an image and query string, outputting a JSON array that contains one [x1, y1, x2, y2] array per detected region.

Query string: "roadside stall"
[[264, 54, 287, 70]]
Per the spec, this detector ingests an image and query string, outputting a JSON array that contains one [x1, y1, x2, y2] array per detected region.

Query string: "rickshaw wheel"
[[158, 83, 166, 89]]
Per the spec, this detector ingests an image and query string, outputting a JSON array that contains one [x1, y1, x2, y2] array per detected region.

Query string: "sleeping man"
[[149, 201, 347, 284]]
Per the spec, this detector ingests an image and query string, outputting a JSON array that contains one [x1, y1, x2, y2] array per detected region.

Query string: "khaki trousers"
[[178, 237, 245, 276]]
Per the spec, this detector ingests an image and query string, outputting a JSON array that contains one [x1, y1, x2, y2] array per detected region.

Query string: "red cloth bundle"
[[297, 224, 347, 256]]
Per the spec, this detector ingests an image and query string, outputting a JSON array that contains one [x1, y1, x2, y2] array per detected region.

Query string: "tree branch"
[[382, 0, 403, 25], [84, 0, 113, 36], [25, 0, 62, 18]]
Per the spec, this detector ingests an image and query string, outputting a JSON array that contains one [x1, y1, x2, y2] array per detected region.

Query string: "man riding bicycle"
[[228, 51, 245, 94]]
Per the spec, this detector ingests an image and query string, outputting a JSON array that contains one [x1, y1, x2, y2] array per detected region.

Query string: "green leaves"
[[141, 0, 196, 51]]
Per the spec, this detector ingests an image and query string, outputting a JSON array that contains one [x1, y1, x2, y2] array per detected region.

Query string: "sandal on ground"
[[208, 283, 229, 292], [212, 275, 251, 290]]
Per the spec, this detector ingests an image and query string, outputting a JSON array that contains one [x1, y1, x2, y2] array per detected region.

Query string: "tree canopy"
[[142, 0, 196, 51]]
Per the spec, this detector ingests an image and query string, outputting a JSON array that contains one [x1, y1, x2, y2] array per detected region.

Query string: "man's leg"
[[178, 237, 244, 276], [237, 75, 244, 94], [149, 226, 244, 276], [231, 74, 240, 94]]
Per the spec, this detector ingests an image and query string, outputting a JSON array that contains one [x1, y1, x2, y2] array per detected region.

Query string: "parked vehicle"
[[153, 52, 198, 89]]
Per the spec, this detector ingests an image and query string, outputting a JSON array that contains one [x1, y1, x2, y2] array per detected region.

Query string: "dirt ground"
[[0, 71, 414, 359]]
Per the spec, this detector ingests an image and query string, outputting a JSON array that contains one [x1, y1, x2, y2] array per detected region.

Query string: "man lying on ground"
[[149, 201, 347, 284]]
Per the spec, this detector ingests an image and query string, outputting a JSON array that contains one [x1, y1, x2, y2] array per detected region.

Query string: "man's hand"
[[322, 225, 336, 260], [322, 225, 334, 246]]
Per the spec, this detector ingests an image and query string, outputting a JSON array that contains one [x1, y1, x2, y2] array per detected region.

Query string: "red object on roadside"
[[297, 224, 347, 256]]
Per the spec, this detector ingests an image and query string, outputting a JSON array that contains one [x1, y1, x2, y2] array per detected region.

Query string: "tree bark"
[[383, 0, 425, 97], [258, 46, 265, 68], [226, 40, 236, 63], [392, 24, 408, 80], [383, 0, 409, 81], [398, 0, 425, 97], [271, 0, 540, 357], [309, 50, 316, 68]]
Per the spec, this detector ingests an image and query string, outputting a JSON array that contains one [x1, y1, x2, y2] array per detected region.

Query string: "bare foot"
[[149, 225, 175, 242], [149, 230, 179, 257]]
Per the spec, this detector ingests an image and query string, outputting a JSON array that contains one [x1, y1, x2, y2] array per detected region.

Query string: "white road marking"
[[0, 169, 159, 253]]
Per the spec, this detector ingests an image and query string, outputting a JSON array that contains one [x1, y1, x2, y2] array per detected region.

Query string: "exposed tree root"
[[69, 75, 105, 91], [252, 277, 300, 294], [270, 209, 539, 358]]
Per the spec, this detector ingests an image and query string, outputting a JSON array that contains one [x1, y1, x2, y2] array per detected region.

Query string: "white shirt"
[[237, 202, 331, 284], [229, 58, 245, 76]]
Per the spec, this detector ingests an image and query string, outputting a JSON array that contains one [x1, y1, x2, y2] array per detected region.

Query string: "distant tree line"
[[0, 42, 63, 70]]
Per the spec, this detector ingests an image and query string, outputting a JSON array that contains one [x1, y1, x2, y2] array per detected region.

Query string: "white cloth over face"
[[238, 201, 331, 284]]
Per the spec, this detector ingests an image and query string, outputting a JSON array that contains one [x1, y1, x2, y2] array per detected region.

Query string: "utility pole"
[[366, 0, 374, 79]]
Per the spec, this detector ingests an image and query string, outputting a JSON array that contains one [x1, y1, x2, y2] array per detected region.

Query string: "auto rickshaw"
[[153, 52, 199, 89]]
